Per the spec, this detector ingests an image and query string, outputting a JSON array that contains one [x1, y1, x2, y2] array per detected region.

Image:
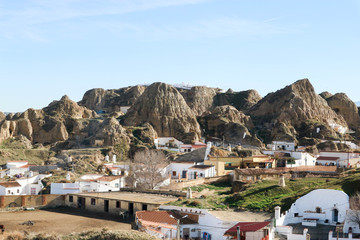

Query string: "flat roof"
[[71, 192, 178, 205]]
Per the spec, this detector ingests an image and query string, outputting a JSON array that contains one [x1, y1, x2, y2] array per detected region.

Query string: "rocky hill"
[[1, 79, 359, 154], [248, 79, 348, 141], [123, 82, 201, 143]]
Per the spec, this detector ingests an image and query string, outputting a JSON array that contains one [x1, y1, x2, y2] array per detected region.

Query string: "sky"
[[0, 0, 359, 112]]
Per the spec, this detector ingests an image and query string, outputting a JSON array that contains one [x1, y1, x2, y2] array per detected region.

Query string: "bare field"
[[0, 208, 131, 235]]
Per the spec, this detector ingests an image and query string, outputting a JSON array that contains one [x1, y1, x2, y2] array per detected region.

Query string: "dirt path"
[[0, 209, 131, 235]]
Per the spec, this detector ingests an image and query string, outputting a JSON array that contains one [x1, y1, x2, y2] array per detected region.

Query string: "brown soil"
[[0, 208, 131, 236]]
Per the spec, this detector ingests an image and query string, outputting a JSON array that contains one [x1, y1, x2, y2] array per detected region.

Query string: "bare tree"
[[128, 149, 169, 190], [348, 192, 360, 228]]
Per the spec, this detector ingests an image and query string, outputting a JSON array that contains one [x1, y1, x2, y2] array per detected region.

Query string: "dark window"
[[294, 213, 299, 217], [69, 196, 73, 202], [91, 198, 96, 205], [142, 204, 148, 210], [116, 201, 121, 208], [316, 207, 321, 213]]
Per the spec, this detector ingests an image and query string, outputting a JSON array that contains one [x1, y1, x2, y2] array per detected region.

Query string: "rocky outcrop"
[[0, 112, 5, 122], [319, 91, 333, 100], [214, 89, 262, 112], [44, 95, 96, 119], [248, 79, 347, 140], [124, 82, 201, 143], [79, 85, 146, 113], [199, 105, 262, 147], [179, 86, 218, 116], [325, 93, 360, 130]]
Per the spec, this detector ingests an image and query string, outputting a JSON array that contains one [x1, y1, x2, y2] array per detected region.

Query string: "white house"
[[276, 189, 349, 228], [179, 142, 207, 153], [168, 161, 197, 179], [316, 151, 360, 168], [160, 206, 238, 240], [267, 141, 296, 151], [187, 165, 216, 180], [4, 160, 29, 177], [50, 174, 126, 194], [0, 182, 22, 195], [262, 150, 317, 168], [103, 163, 129, 176], [154, 137, 184, 152], [0, 173, 51, 195], [224, 221, 274, 240]]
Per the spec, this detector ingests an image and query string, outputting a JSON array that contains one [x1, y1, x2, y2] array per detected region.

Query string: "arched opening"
[[333, 208, 339, 223]]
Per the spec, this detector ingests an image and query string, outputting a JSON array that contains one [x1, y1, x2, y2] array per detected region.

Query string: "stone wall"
[[0, 194, 65, 209]]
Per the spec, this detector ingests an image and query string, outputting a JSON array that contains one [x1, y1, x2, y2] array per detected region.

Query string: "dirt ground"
[[0, 208, 131, 236]]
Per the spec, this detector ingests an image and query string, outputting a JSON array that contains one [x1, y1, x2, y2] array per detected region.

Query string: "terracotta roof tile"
[[225, 222, 270, 235], [317, 156, 340, 161], [0, 181, 21, 188], [136, 211, 198, 225]]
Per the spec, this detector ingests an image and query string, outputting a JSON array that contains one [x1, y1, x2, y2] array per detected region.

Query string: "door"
[[104, 200, 109, 212], [129, 202, 134, 215], [77, 197, 85, 209], [183, 228, 190, 239], [182, 170, 187, 179], [333, 208, 339, 223]]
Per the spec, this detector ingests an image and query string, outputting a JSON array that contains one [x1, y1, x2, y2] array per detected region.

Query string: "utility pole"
[[237, 226, 241, 240]]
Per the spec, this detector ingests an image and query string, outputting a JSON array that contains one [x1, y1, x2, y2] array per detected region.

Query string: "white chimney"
[[66, 173, 71, 181], [275, 206, 281, 220], [105, 155, 110, 162], [28, 171, 34, 177], [112, 154, 117, 163]]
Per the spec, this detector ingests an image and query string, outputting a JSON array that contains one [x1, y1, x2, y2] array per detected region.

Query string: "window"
[[115, 183, 119, 188], [172, 171, 177, 176], [17, 189, 19, 193], [200, 173, 203, 177], [294, 213, 299, 217], [316, 207, 321, 213], [7, 190, 10, 194], [142, 204, 148, 210], [91, 198, 96, 205], [69, 196, 73, 202], [116, 201, 121, 208]]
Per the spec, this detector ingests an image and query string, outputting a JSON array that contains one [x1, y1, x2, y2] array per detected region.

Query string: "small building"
[[316, 151, 360, 168], [275, 189, 349, 229], [120, 106, 131, 114], [233, 168, 285, 183], [50, 174, 126, 194], [180, 142, 207, 153], [65, 191, 178, 217], [224, 221, 273, 240], [263, 150, 317, 168], [135, 210, 198, 239], [168, 161, 197, 179], [267, 141, 296, 151], [187, 165, 216, 180], [4, 160, 29, 177], [0, 182, 22, 195], [154, 137, 184, 152]]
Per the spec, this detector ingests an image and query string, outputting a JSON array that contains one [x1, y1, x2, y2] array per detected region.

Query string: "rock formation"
[[214, 89, 262, 112], [79, 85, 146, 113], [124, 82, 201, 143], [0, 112, 5, 122], [248, 79, 347, 140], [179, 86, 218, 116], [199, 105, 262, 147], [319, 91, 333, 100], [325, 93, 360, 130]]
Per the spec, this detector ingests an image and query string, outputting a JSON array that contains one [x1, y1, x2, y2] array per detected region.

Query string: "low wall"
[[0, 194, 65, 209], [161, 175, 230, 190]]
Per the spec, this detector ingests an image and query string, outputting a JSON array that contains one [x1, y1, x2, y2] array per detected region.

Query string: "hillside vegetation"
[[171, 169, 360, 212]]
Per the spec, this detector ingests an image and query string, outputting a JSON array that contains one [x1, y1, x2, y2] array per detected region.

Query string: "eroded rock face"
[[214, 89, 262, 112], [0, 112, 5, 122], [325, 93, 360, 130], [124, 82, 201, 143], [79, 85, 146, 113], [319, 91, 333, 100], [248, 79, 347, 140], [199, 105, 262, 147], [179, 86, 218, 116]]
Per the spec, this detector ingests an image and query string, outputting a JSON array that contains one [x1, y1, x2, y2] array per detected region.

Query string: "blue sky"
[[0, 0, 359, 112]]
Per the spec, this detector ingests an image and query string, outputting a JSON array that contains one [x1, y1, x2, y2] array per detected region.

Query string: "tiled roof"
[[224, 222, 270, 235], [0, 181, 21, 188], [316, 156, 340, 161], [136, 211, 198, 225]]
